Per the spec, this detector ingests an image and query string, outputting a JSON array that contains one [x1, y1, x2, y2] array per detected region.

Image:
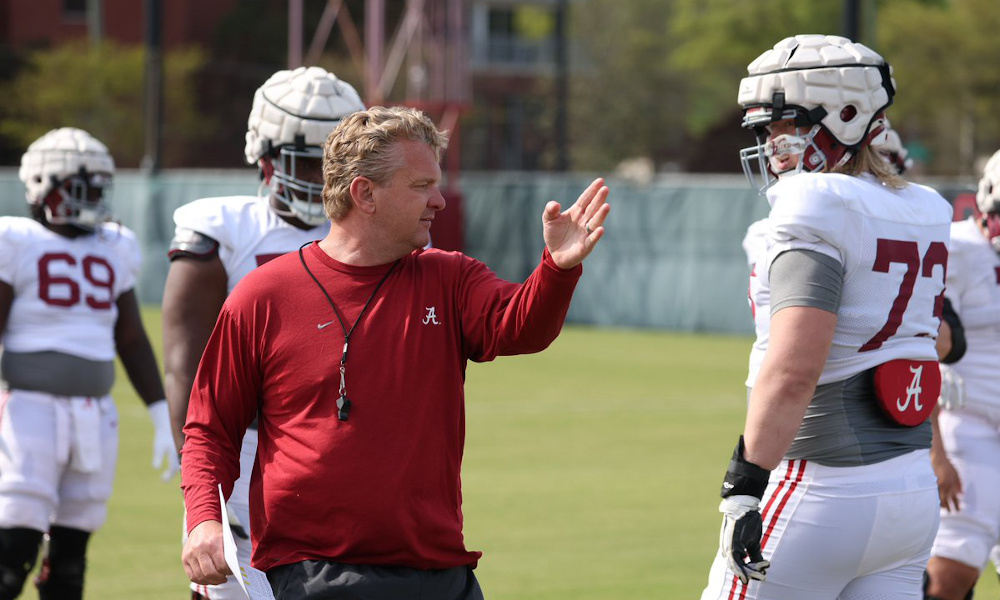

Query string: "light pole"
[[843, 0, 860, 41], [142, 0, 163, 173]]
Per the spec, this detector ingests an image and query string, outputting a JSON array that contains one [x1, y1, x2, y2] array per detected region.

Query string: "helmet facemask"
[[244, 66, 366, 228], [39, 168, 114, 231], [263, 136, 327, 227], [739, 106, 831, 195], [740, 103, 886, 195]]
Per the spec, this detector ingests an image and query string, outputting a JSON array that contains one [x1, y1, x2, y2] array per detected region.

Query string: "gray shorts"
[[266, 560, 485, 600]]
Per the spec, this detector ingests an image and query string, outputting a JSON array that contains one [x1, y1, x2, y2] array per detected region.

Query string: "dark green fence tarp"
[[0, 168, 792, 335]]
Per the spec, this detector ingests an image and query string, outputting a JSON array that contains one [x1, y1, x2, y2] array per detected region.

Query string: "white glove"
[[719, 495, 770, 584], [149, 400, 180, 481], [939, 364, 965, 411]]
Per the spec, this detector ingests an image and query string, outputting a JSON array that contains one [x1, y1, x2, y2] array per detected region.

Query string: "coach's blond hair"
[[831, 144, 907, 189], [322, 106, 449, 221]]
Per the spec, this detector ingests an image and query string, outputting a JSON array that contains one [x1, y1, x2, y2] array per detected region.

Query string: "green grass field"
[[83, 307, 1000, 599]]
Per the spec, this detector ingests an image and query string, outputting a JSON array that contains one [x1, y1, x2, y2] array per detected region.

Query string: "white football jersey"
[[747, 173, 953, 387], [0, 217, 140, 361], [943, 218, 1000, 410], [744, 218, 771, 375], [172, 196, 329, 293], [742, 217, 770, 269]]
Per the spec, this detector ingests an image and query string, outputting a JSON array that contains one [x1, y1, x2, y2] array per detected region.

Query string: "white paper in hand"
[[218, 485, 275, 600]]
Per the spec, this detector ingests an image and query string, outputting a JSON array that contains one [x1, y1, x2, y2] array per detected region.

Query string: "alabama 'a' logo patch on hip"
[[873, 359, 941, 427]]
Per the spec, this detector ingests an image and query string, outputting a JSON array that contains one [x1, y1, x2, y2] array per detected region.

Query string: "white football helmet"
[[872, 118, 911, 175], [976, 148, 1000, 252], [244, 66, 365, 226], [737, 34, 896, 194], [18, 127, 115, 231], [976, 148, 1000, 215]]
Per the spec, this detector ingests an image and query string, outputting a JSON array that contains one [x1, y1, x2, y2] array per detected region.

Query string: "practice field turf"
[[83, 307, 1000, 599]]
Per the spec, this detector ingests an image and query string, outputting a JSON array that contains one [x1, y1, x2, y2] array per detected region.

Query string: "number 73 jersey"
[[747, 173, 954, 388], [0, 217, 141, 362]]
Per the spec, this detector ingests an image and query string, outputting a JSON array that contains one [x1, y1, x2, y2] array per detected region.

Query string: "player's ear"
[[349, 176, 376, 215]]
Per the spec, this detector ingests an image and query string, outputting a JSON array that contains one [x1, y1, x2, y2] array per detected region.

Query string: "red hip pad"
[[873, 359, 940, 427]]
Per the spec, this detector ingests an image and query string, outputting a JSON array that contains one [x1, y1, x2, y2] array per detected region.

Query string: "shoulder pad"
[[168, 229, 220, 261]]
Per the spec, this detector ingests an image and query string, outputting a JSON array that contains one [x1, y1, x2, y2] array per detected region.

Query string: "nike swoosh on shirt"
[[317, 321, 336, 330]]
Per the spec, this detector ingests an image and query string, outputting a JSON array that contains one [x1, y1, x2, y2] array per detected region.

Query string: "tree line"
[[0, 0, 996, 176]]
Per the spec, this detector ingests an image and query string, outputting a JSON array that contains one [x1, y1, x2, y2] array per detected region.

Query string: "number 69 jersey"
[[747, 173, 953, 388], [0, 217, 140, 362]]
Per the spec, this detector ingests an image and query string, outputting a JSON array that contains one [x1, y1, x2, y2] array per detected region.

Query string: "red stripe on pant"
[[761, 460, 807, 549], [726, 459, 808, 600]]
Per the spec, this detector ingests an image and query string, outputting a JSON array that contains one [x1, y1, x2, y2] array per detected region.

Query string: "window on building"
[[485, 6, 555, 65], [64, 0, 87, 18], [488, 8, 514, 36]]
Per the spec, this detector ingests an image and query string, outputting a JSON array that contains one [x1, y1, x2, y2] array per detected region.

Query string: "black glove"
[[718, 436, 771, 584]]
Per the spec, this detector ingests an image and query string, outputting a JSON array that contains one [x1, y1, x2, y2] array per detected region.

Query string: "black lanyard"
[[299, 243, 399, 421]]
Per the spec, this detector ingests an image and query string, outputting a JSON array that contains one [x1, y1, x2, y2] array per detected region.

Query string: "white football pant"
[[0, 389, 118, 533], [931, 407, 1000, 571], [701, 450, 939, 600]]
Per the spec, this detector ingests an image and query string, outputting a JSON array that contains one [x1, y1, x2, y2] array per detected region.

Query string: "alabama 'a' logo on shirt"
[[423, 307, 441, 325]]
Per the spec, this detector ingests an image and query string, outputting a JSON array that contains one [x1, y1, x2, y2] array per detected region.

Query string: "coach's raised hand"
[[543, 177, 610, 269]]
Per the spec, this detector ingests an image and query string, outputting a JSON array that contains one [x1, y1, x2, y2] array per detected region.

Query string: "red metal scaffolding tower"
[[287, 0, 469, 250]]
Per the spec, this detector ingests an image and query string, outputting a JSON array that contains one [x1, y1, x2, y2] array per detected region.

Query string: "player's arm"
[[715, 304, 834, 586], [716, 249, 838, 585], [0, 280, 12, 335], [937, 297, 966, 364], [932, 296, 965, 511], [115, 288, 176, 479], [162, 236, 227, 454], [744, 305, 835, 467], [745, 249, 840, 468], [930, 406, 962, 512], [115, 289, 166, 404]]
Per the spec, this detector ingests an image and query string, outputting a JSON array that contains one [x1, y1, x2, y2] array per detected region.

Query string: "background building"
[[0, 0, 573, 172]]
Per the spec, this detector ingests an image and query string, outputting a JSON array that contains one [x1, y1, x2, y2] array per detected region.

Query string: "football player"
[[874, 118, 913, 176], [702, 35, 952, 600], [923, 149, 1000, 600], [162, 66, 364, 600], [0, 128, 172, 600], [743, 120, 964, 363]]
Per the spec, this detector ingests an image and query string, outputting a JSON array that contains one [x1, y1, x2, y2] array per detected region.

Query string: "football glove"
[[719, 495, 769, 584], [718, 436, 771, 584], [939, 364, 965, 411], [149, 400, 180, 481]]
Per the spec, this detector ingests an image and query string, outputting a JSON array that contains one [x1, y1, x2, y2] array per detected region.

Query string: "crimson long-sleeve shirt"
[[181, 243, 581, 572]]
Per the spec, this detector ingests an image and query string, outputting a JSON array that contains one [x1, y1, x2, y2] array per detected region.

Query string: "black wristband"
[[720, 435, 771, 500]]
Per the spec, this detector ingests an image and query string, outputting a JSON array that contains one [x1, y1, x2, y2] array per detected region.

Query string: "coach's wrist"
[[720, 436, 771, 500]]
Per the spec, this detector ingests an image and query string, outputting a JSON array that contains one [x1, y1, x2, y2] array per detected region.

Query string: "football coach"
[[179, 105, 610, 600]]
